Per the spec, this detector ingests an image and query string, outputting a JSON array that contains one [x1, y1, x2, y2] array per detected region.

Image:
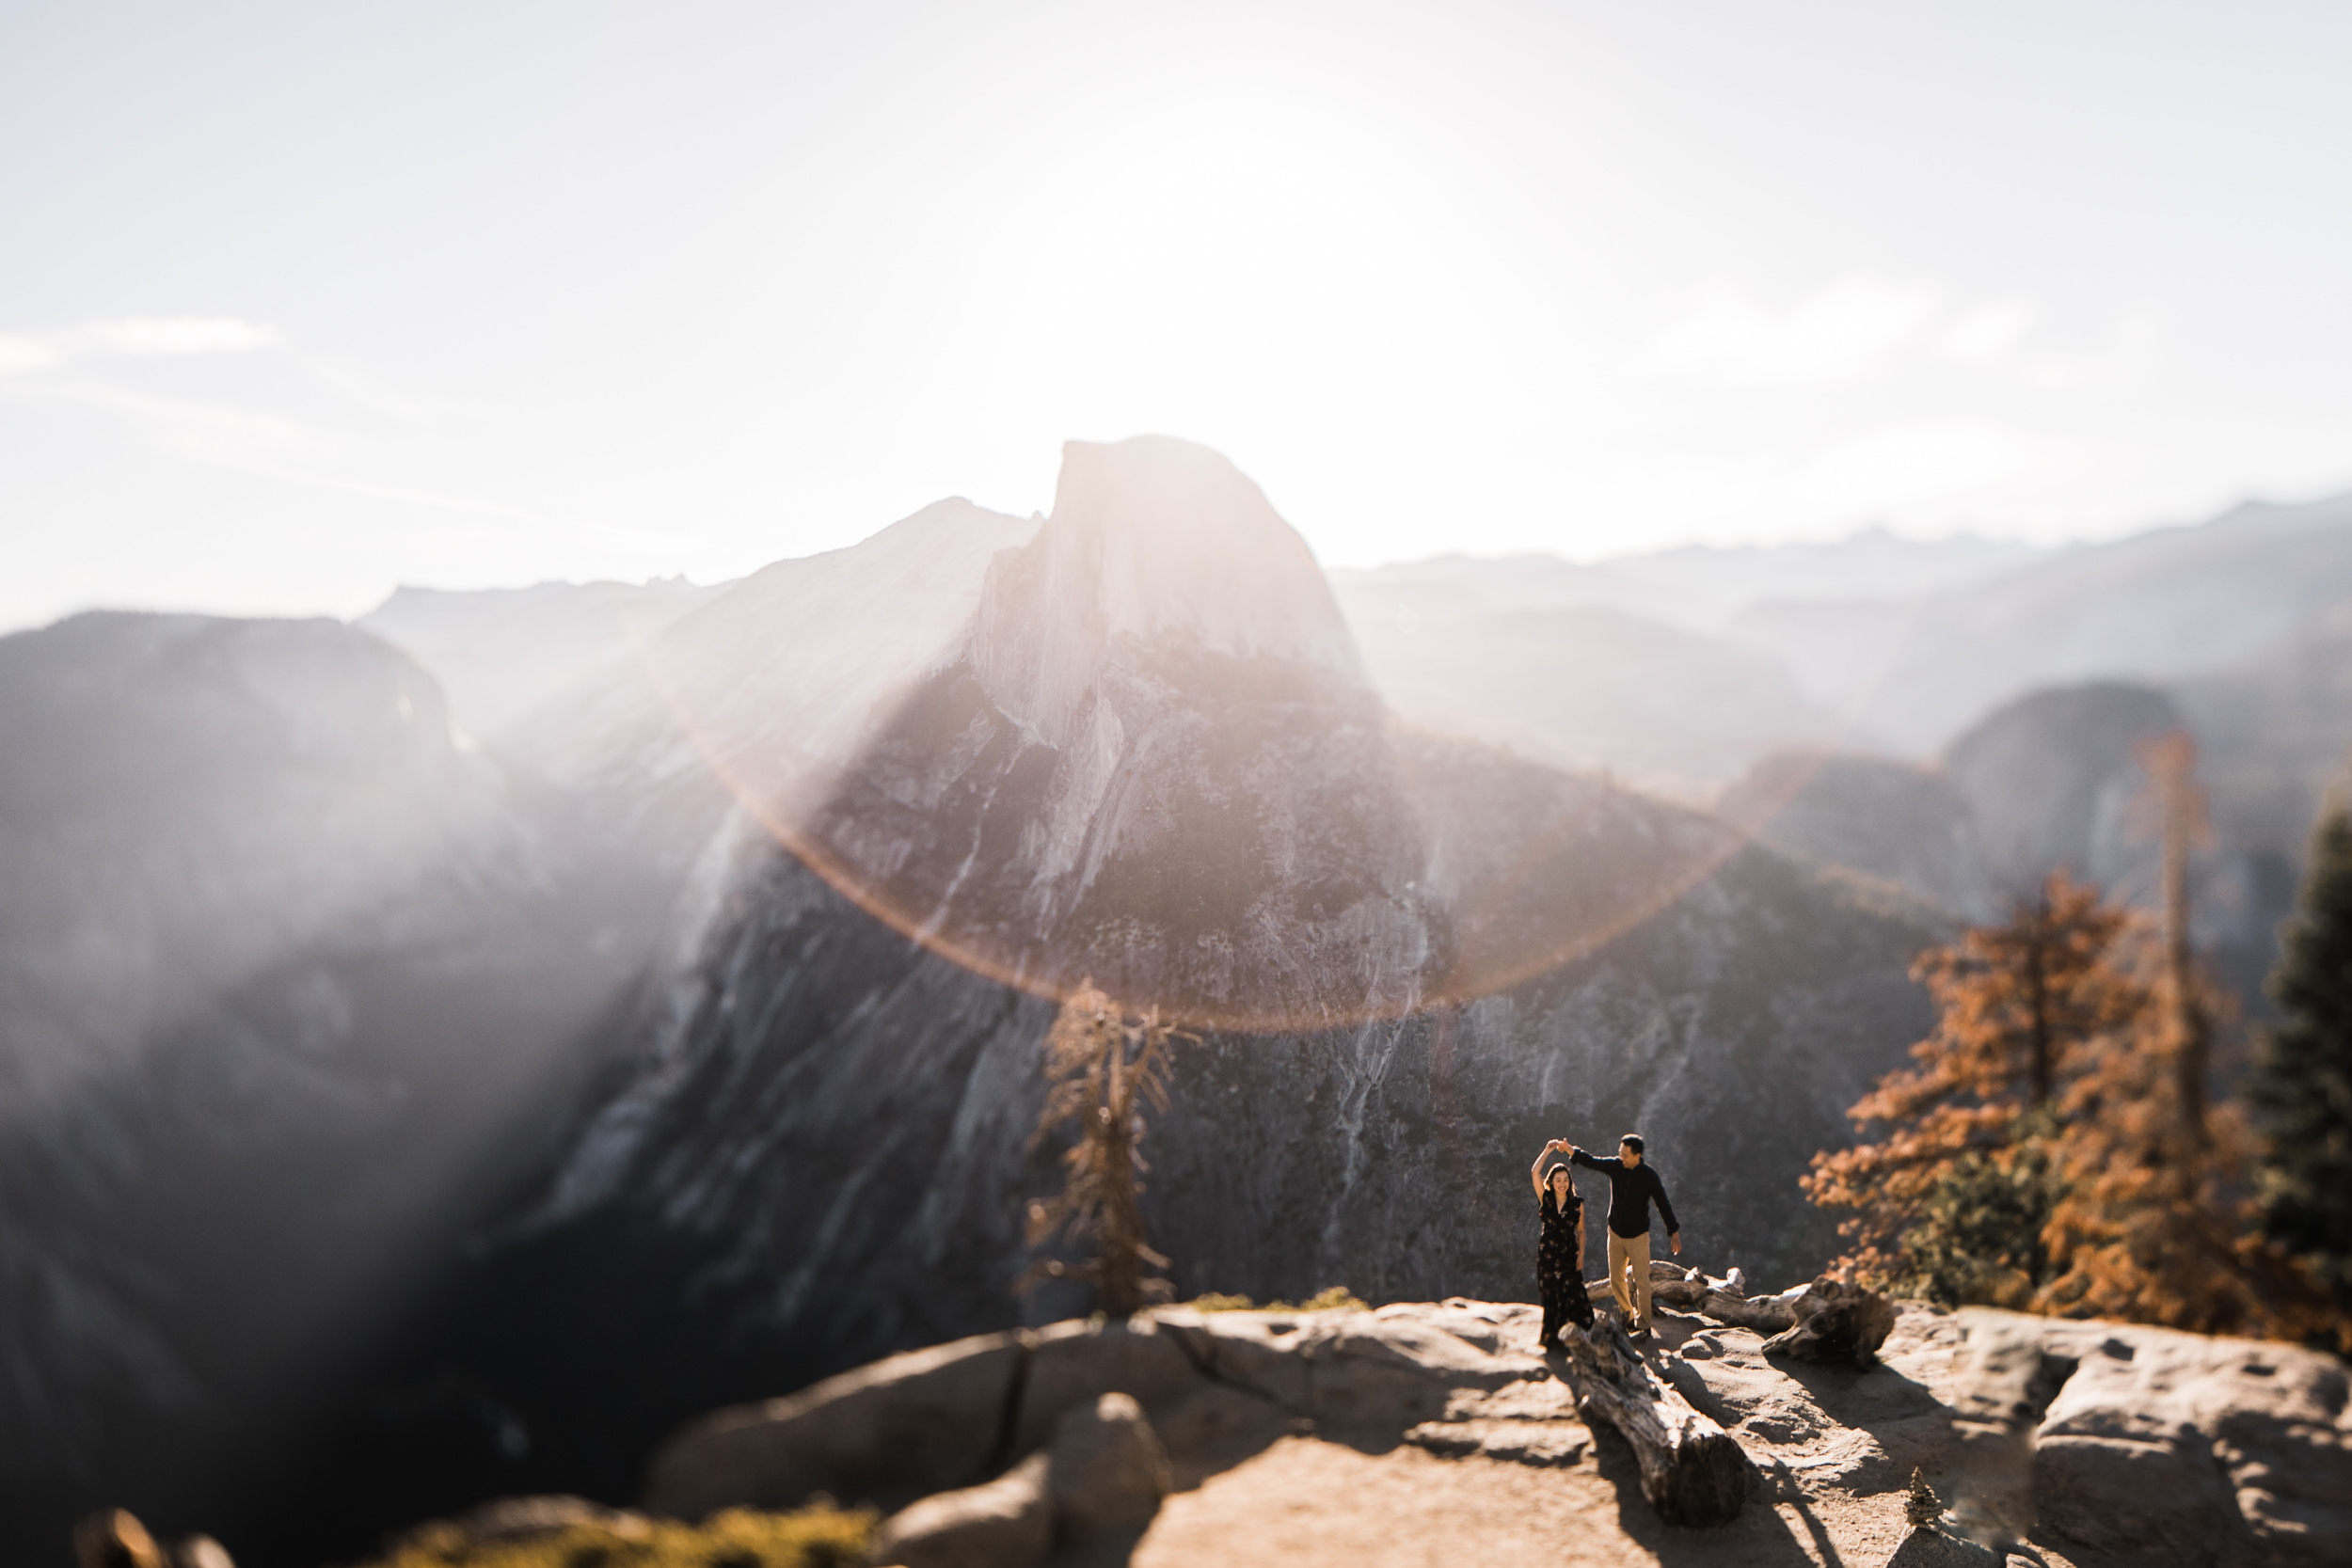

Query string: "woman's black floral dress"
[[1537, 1184, 1591, 1345]]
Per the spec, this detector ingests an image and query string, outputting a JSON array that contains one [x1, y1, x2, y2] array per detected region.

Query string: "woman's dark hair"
[[1546, 1163, 1576, 1194], [1620, 1134, 1645, 1156]]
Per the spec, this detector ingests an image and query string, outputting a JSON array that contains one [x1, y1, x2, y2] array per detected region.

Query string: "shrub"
[[358, 1504, 875, 1568]]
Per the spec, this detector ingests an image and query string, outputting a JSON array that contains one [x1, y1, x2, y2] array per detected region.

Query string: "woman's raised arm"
[[1531, 1137, 1566, 1197]]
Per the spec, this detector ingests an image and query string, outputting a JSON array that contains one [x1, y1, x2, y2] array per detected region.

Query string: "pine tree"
[[1023, 983, 1191, 1318], [1893, 1109, 2063, 1309], [1804, 872, 2141, 1298], [2249, 802, 2352, 1317]]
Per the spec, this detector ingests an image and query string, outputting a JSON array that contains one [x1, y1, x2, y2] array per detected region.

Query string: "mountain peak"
[[973, 436, 1363, 744]]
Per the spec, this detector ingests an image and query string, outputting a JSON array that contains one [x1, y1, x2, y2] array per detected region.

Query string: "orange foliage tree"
[[2031, 979, 2264, 1333], [1803, 872, 2145, 1304], [1808, 734, 2324, 1338], [2029, 730, 2268, 1334]]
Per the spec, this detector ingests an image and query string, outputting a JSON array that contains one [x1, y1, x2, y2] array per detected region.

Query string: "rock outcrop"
[[648, 1302, 1556, 1521], [867, 1452, 1051, 1568], [647, 1297, 2352, 1568]]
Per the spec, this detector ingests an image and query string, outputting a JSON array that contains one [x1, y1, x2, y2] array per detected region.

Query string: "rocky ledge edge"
[[384, 1272, 2349, 1568]]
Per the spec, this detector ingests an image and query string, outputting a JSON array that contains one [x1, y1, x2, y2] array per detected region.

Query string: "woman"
[[1530, 1136, 1592, 1348]]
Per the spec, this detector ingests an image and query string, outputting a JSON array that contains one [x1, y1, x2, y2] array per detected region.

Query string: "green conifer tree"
[[2249, 802, 2352, 1312]]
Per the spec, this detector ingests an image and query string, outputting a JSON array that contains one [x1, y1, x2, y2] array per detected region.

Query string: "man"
[[1569, 1134, 1680, 1339]]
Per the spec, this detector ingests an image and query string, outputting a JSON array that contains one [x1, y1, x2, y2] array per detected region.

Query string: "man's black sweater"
[[1571, 1148, 1679, 1240]]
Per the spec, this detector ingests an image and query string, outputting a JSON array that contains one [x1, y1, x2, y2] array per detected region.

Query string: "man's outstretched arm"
[[1569, 1146, 1619, 1172], [1653, 1170, 1681, 1253]]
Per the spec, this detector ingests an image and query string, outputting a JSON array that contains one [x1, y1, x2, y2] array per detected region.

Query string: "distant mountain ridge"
[[358, 577, 724, 741], [1322, 490, 2352, 796], [365, 492, 2352, 797]]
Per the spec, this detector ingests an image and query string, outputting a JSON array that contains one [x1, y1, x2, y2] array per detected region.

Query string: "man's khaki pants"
[[1607, 1229, 1653, 1332]]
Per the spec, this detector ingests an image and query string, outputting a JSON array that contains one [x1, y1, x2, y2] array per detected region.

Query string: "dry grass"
[[359, 1505, 874, 1568], [1184, 1286, 1368, 1313]]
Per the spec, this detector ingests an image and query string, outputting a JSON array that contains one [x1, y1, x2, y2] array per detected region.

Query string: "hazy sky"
[[4, 1, 2349, 629]]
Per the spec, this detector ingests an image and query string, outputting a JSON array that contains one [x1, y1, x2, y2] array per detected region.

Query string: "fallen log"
[[1758, 1276, 1896, 1368], [1586, 1263, 1796, 1333], [1563, 1316, 1753, 1527], [1697, 1286, 1801, 1335]]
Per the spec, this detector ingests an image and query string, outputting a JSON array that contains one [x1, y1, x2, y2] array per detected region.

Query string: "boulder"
[[1902, 1307, 2352, 1566], [2026, 1315, 2352, 1566], [647, 1302, 1548, 1520], [1046, 1393, 1173, 1541], [1759, 1276, 1897, 1368], [1150, 1301, 1537, 1433], [646, 1330, 1026, 1516], [867, 1452, 1051, 1568], [1012, 1317, 1200, 1452]]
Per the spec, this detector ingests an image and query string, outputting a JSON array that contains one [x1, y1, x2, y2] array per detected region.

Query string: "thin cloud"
[[60, 383, 323, 466], [1939, 298, 2037, 364], [1650, 276, 1947, 385], [7, 376, 546, 526], [0, 335, 64, 375], [78, 317, 282, 356], [1790, 420, 2027, 515], [239, 462, 544, 523]]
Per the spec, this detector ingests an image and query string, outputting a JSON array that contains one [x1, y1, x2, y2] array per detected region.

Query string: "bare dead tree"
[[1022, 982, 1193, 1318]]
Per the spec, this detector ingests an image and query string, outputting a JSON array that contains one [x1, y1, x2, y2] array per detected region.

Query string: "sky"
[[3, 0, 2350, 630]]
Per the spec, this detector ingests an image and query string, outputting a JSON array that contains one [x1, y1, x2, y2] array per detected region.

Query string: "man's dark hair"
[[1620, 1134, 1645, 1155]]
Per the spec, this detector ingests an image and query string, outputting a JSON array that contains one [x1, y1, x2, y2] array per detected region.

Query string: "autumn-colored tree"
[[1022, 982, 1191, 1318], [1803, 871, 2143, 1302], [2030, 732, 2265, 1334], [2030, 975, 2262, 1332]]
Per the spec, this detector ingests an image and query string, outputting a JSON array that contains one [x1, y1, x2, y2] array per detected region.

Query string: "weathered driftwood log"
[[1595, 1263, 1797, 1334], [1564, 1317, 1753, 1527], [1758, 1276, 1897, 1368], [1698, 1285, 1803, 1334]]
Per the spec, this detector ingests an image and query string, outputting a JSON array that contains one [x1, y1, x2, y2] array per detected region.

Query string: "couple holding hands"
[[1528, 1132, 1681, 1349]]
